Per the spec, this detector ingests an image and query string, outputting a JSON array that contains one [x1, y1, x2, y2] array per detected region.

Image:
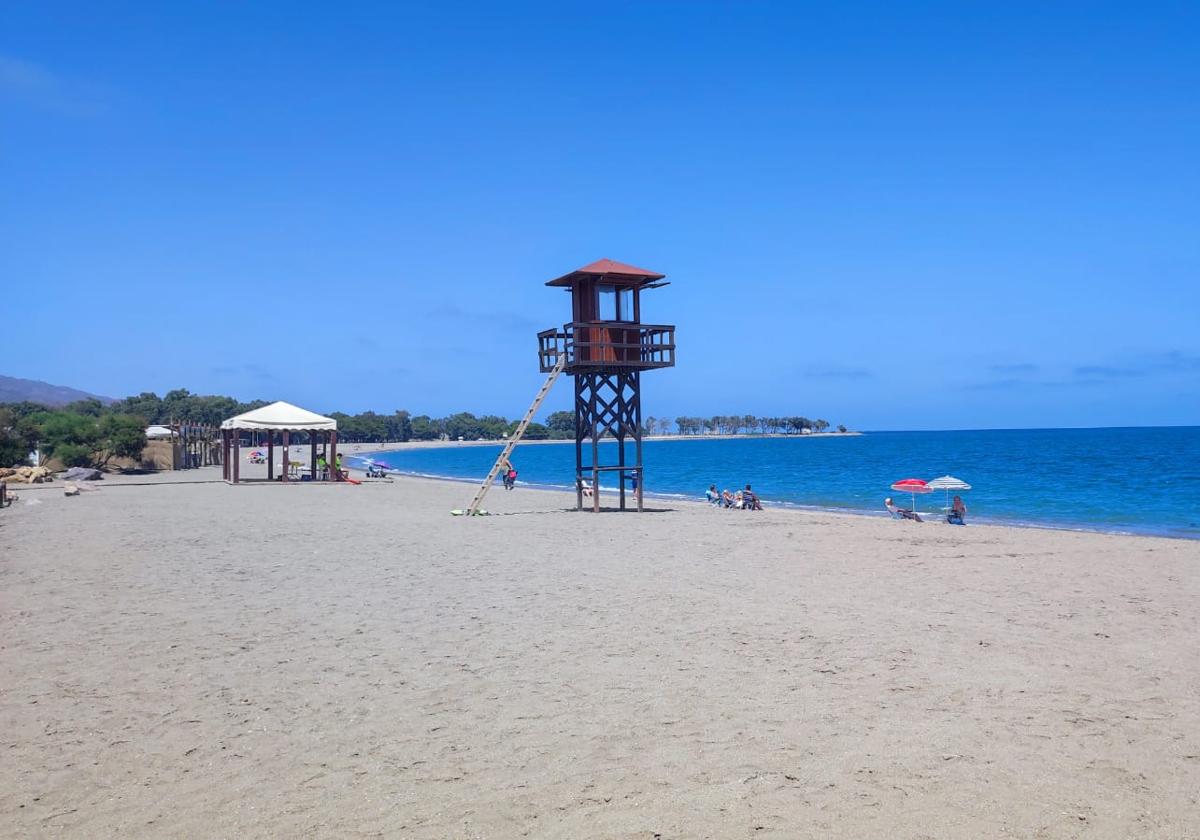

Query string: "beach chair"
[[887, 502, 922, 522]]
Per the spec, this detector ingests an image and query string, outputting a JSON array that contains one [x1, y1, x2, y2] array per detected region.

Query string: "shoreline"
[[18, 457, 1195, 541], [336, 458, 1199, 542]]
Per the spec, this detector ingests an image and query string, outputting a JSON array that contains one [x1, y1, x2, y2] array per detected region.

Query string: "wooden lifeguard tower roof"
[[546, 258, 668, 288]]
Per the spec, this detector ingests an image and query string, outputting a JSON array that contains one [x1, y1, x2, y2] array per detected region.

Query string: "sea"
[[358, 427, 1200, 539]]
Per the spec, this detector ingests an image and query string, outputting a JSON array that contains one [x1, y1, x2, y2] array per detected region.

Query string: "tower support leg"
[[573, 370, 644, 513]]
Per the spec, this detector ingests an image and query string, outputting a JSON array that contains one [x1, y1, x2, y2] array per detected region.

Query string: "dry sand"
[[1, 463, 1198, 838]]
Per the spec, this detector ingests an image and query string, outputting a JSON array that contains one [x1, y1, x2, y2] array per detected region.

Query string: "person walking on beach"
[[504, 465, 518, 490]]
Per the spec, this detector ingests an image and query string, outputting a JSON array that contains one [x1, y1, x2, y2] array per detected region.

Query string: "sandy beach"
[[2, 466, 1198, 838]]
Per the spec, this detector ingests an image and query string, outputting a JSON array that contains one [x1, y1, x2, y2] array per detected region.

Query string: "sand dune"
[[1, 468, 1198, 838]]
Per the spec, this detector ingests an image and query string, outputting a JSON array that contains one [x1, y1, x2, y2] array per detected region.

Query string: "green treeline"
[[662, 416, 841, 435], [1, 388, 846, 469], [0, 390, 273, 469], [0, 401, 147, 469]]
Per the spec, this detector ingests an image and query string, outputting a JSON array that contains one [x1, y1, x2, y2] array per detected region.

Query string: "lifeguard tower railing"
[[538, 322, 676, 373]]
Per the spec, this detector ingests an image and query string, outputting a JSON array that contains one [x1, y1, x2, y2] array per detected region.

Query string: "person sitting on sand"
[[721, 489, 735, 508], [365, 461, 387, 478], [885, 497, 922, 522], [948, 495, 967, 525], [743, 484, 763, 511], [581, 478, 593, 498], [706, 484, 721, 506]]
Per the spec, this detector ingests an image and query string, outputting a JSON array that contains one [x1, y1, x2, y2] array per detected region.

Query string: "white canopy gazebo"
[[220, 401, 339, 484]]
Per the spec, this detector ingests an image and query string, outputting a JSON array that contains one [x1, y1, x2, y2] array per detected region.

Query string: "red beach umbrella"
[[890, 478, 933, 512]]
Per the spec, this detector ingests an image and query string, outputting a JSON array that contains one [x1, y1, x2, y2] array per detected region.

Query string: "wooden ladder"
[[465, 352, 567, 516]]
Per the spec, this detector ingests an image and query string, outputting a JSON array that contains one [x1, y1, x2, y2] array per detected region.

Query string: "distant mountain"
[[0, 374, 114, 407]]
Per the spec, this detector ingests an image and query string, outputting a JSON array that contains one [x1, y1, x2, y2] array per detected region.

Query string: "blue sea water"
[[360, 427, 1200, 538]]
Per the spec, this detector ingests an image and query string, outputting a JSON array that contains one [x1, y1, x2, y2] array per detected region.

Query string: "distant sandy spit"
[[1, 469, 1198, 838], [328, 431, 860, 454]]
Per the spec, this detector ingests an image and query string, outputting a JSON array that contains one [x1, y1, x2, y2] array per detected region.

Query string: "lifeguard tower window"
[[598, 285, 617, 320], [597, 285, 635, 322], [618, 287, 633, 321]]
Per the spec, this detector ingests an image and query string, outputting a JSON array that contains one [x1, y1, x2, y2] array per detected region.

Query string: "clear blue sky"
[[3, 1, 1197, 429]]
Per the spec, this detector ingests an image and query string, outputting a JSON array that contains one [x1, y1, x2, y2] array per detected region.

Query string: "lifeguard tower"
[[464, 259, 676, 515], [538, 259, 676, 511]]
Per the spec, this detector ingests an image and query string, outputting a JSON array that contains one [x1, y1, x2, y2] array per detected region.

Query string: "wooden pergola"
[[219, 401, 339, 484]]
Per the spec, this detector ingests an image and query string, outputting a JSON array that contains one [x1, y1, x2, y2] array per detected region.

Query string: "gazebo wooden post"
[[223, 430, 230, 481], [267, 432, 274, 481], [329, 431, 338, 482], [232, 434, 240, 484], [281, 430, 290, 482], [310, 435, 317, 483]]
